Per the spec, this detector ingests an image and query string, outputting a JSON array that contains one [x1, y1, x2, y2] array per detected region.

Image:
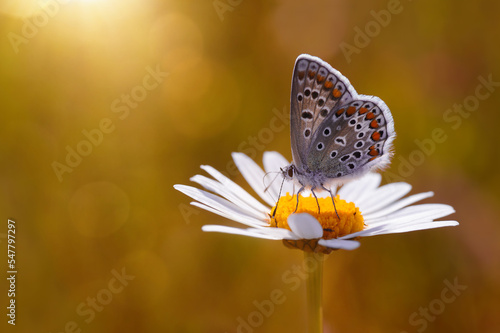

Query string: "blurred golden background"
[[0, 0, 499, 332]]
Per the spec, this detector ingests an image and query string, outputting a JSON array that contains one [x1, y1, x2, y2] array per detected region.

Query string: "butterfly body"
[[283, 54, 396, 193]]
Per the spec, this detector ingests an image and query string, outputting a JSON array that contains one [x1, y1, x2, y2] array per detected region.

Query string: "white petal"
[[337, 173, 381, 203], [232, 152, 276, 206], [190, 174, 268, 220], [367, 204, 455, 226], [318, 238, 361, 250], [202, 225, 285, 240], [191, 202, 268, 227], [287, 213, 323, 239], [360, 220, 459, 236], [338, 224, 387, 239], [358, 182, 412, 215], [263, 151, 290, 172], [363, 191, 434, 220], [382, 220, 459, 234], [200, 165, 270, 213], [174, 185, 265, 225], [346, 173, 382, 205], [259, 227, 299, 239]]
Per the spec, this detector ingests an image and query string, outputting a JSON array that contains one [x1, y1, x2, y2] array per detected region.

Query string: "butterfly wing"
[[306, 95, 396, 182], [290, 54, 356, 170]]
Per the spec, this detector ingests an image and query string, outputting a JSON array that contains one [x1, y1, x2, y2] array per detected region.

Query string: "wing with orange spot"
[[289, 55, 356, 169], [307, 95, 396, 181]]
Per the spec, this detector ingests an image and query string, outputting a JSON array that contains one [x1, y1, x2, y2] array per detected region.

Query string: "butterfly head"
[[281, 163, 324, 189], [281, 164, 296, 181]]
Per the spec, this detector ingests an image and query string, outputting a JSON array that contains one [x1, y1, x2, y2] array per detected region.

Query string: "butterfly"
[[277, 54, 396, 214]]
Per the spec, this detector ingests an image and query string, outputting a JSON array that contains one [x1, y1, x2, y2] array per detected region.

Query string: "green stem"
[[305, 251, 324, 333]]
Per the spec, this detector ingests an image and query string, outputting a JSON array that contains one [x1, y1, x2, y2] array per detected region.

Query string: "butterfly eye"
[[288, 168, 294, 177]]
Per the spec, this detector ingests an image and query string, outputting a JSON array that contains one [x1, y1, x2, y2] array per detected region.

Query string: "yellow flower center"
[[270, 194, 364, 254]]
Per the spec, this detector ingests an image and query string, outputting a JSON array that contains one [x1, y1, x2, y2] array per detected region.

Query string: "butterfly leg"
[[321, 185, 340, 220], [311, 187, 321, 214], [294, 186, 305, 213], [271, 176, 287, 218]]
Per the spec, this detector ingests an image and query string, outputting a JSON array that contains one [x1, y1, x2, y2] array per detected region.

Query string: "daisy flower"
[[174, 151, 458, 253]]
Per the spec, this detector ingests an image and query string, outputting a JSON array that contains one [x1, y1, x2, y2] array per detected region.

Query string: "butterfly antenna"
[[272, 176, 286, 218], [263, 171, 280, 195], [322, 185, 340, 220]]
